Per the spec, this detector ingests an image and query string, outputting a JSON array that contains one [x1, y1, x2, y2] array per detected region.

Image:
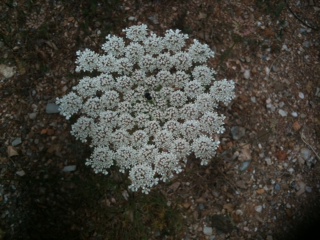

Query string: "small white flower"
[[117, 101, 132, 114], [96, 74, 115, 91], [123, 89, 136, 103], [154, 153, 181, 181], [139, 54, 156, 72], [150, 109, 164, 122], [125, 42, 145, 64], [131, 130, 149, 148], [145, 120, 161, 136], [173, 51, 192, 70], [184, 80, 204, 99], [180, 120, 201, 141], [164, 107, 179, 121], [90, 123, 112, 147], [135, 113, 150, 128], [188, 39, 215, 63], [118, 113, 135, 130], [137, 144, 158, 165], [71, 116, 94, 143], [169, 138, 190, 160], [86, 147, 115, 175], [144, 76, 158, 89], [170, 90, 187, 108], [123, 24, 148, 42], [131, 70, 146, 86], [157, 53, 174, 71], [56, 92, 82, 119], [112, 129, 131, 148], [163, 120, 180, 137], [116, 58, 133, 75], [83, 97, 102, 118], [192, 135, 220, 165], [159, 87, 173, 100], [172, 71, 190, 89], [115, 76, 133, 93], [180, 103, 199, 120], [144, 33, 164, 55], [192, 65, 216, 86], [195, 93, 217, 113], [75, 49, 99, 72], [200, 111, 226, 134], [99, 111, 118, 129], [100, 90, 120, 110], [163, 29, 188, 52], [129, 163, 158, 194], [210, 79, 236, 105], [154, 130, 174, 149], [156, 70, 173, 87], [72, 76, 96, 97], [96, 54, 118, 73], [102, 35, 125, 57], [115, 146, 137, 173]]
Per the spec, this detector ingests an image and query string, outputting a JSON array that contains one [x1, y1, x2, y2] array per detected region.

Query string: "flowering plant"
[[56, 24, 235, 194]]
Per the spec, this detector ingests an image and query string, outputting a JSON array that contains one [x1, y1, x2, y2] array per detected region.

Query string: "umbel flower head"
[[56, 24, 235, 194]]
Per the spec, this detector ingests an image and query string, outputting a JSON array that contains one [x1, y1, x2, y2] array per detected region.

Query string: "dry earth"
[[0, 0, 320, 239]]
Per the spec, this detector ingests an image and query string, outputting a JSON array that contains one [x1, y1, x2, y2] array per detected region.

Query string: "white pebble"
[[63, 165, 77, 172], [298, 92, 304, 99], [244, 69, 251, 79], [255, 205, 263, 213], [265, 157, 272, 165], [16, 170, 26, 177], [128, 16, 137, 21], [291, 112, 298, 117], [278, 109, 288, 117], [203, 226, 213, 235]]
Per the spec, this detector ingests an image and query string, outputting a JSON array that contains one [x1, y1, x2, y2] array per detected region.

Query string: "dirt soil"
[[0, 0, 320, 239]]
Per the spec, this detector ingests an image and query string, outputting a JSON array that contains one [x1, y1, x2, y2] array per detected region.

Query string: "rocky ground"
[[0, 0, 319, 239]]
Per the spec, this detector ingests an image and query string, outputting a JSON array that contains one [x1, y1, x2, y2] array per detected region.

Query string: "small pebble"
[[62, 165, 77, 172], [278, 109, 288, 117], [28, 112, 37, 119], [292, 121, 301, 132], [265, 157, 272, 165], [274, 183, 281, 192], [231, 126, 246, 140], [296, 181, 306, 196], [255, 205, 262, 213], [128, 16, 137, 21], [266, 235, 273, 240], [282, 44, 289, 51], [302, 41, 310, 48], [46, 103, 60, 114], [298, 92, 305, 99], [299, 28, 307, 34], [12, 138, 22, 146], [148, 15, 159, 24], [300, 148, 312, 161], [244, 69, 251, 79], [239, 161, 251, 172], [305, 186, 312, 193], [291, 112, 298, 118], [203, 226, 213, 235], [16, 170, 26, 177]]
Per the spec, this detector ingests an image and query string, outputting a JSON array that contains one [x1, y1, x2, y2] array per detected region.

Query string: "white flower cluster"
[[56, 24, 235, 194]]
